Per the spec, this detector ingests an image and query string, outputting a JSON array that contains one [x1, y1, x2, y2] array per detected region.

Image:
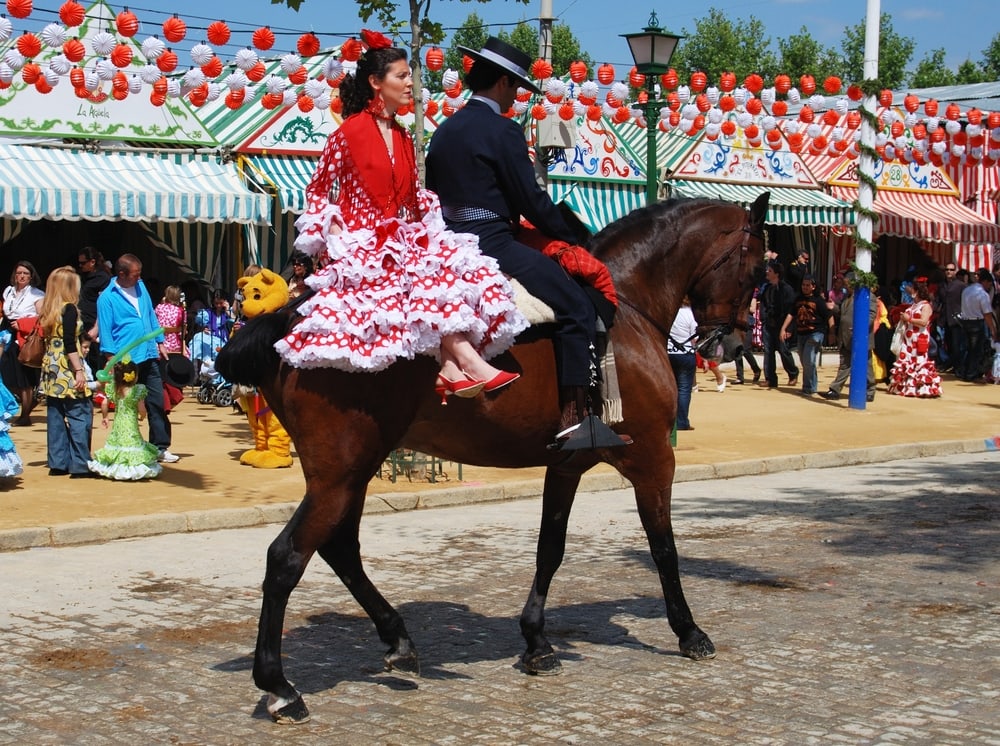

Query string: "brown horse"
[[216, 192, 769, 723]]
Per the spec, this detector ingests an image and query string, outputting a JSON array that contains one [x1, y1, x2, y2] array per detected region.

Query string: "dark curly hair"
[[340, 46, 409, 117]]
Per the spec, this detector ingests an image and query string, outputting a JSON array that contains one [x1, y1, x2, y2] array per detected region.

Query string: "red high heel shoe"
[[434, 375, 486, 405], [480, 370, 520, 393]]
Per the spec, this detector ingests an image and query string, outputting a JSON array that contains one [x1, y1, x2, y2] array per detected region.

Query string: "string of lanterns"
[[0, 1, 996, 166]]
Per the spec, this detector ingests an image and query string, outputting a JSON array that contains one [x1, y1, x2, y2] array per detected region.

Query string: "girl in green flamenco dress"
[[88, 359, 162, 480]]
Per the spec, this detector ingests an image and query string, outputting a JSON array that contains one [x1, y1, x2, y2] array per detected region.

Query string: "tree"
[[910, 49, 956, 88], [956, 59, 987, 84], [670, 8, 777, 81], [444, 12, 490, 75], [839, 12, 914, 88], [778, 27, 843, 82], [495, 21, 592, 77], [982, 32, 1000, 79]]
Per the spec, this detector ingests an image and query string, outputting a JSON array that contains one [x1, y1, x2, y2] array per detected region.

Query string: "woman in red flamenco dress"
[[887, 277, 942, 398], [276, 32, 525, 402]]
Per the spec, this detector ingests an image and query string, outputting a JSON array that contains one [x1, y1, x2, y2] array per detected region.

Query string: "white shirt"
[[2, 285, 45, 320], [668, 305, 698, 354], [960, 282, 992, 320]]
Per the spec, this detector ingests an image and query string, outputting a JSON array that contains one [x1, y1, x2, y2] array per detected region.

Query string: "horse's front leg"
[[253, 504, 317, 724], [634, 482, 716, 660], [317, 525, 419, 676], [518, 467, 581, 675]]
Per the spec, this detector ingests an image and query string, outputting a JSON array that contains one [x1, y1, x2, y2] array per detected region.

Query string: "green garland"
[[847, 78, 883, 290]]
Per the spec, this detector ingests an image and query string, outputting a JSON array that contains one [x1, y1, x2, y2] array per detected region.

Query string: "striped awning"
[[830, 186, 1000, 244], [669, 181, 856, 227], [242, 154, 318, 214], [0, 145, 270, 224], [548, 180, 646, 233]]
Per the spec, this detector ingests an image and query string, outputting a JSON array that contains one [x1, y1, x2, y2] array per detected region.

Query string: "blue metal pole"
[[848, 286, 871, 410]]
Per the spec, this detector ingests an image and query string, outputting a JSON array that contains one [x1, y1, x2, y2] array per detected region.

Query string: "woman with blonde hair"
[[38, 266, 94, 477]]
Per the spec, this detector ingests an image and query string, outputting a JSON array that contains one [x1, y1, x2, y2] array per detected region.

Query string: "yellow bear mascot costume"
[[234, 269, 293, 468]]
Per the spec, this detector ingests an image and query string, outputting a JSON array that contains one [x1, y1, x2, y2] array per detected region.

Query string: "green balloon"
[[96, 327, 165, 382]]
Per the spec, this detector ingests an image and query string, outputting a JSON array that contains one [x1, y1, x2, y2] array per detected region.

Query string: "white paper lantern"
[[280, 53, 302, 75], [91, 31, 116, 56], [786, 87, 800, 104], [321, 58, 343, 80], [808, 94, 825, 110], [141, 36, 166, 61], [84, 70, 99, 91], [705, 86, 720, 106], [314, 93, 331, 110], [48, 54, 71, 76], [128, 74, 143, 94], [761, 115, 777, 131], [705, 121, 721, 138], [834, 97, 848, 114], [182, 68, 207, 88], [676, 84, 690, 102], [545, 78, 566, 100], [0, 17, 12, 44], [190, 43, 214, 66], [733, 87, 748, 106], [41, 23, 69, 48], [166, 78, 182, 98], [945, 119, 962, 135], [925, 116, 940, 132], [3, 49, 25, 71], [264, 74, 289, 94], [831, 126, 845, 142], [304, 79, 325, 98], [43, 67, 61, 86], [806, 123, 822, 139], [708, 107, 724, 124], [760, 87, 775, 106], [442, 69, 459, 89], [580, 80, 599, 100], [95, 58, 117, 81], [610, 81, 629, 102], [235, 48, 259, 71], [678, 117, 694, 133], [205, 82, 221, 102], [223, 70, 248, 91], [139, 65, 161, 84]]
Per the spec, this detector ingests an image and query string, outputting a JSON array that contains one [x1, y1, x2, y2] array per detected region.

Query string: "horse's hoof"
[[680, 630, 716, 661], [267, 693, 310, 724], [520, 651, 562, 676], [384, 648, 420, 676]]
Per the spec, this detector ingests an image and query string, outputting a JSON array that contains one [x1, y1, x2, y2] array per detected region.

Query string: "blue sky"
[[46, 1, 999, 77]]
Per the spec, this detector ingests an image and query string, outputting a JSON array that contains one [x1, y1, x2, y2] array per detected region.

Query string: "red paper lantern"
[[330, 97, 343, 114], [558, 102, 575, 121], [812, 134, 828, 151], [930, 128, 946, 143], [890, 120, 904, 138], [720, 120, 736, 136], [63, 38, 86, 63], [823, 109, 839, 126], [225, 89, 246, 109], [912, 123, 927, 140], [425, 47, 444, 72], [611, 106, 629, 124], [597, 63, 615, 85], [690, 71, 707, 92], [744, 123, 759, 140], [202, 56, 223, 79], [152, 77, 168, 96], [967, 108, 982, 125], [787, 132, 803, 152], [669, 110, 680, 127], [798, 105, 814, 123], [16, 32, 42, 60], [746, 98, 762, 116], [568, 60, 587, 84], [879, 89, 893, 107], [628, 66, 645, 88], [35, 77, 53, 94], [952, 130, 967, 146], [661, 68, 679, 90], [695, 94, 710, 113], [162, 15, 187, 44], [288, 66, 307, 85], [297, 95, 315, 113], [586, 104, 602, 122], [261, 92, 284, 110], [945, 102, 961, 120], [774, 74, 791, 94], [59, 0, 85, 27], [691, 114, 705, 132], [719, 71, 736, 92], [531, 103, 547, 120], [246, 61, 266, 82], [988, 111, 1000, 129], [69, 66, 85, 88], [188, 84, 208, 106], [719, 95, 735, 112], [150, 92, 167, 107], [112, 71, 128, 93], [744, 73, 763, 94], [156, 50, 178, 73], [799, 75, 816, 95], [73, 85, 89, 98], [6, 0, 32, 20], [424, 99, 439, 117], [116, 9, 139, 37], [531, 58, 553, 80], [20, 62, 41, 84], [846, 84, 863, 101], [252, 27, 275, 51], [903, 94, 919, 113], [448, 82, 465, 99], [772, 100, 788, 117], [297, 32, 320, 57], [637, 90, 648, 104], [846, 110, 861, 129], [462, 54, 474, 73], [110, 43, 133, 69], [766, 128, 782, 144], [823, 76, 842, 94], [340, 38, 362, 62], [207, 21, 231, 47], [924, 99, 939, 116]]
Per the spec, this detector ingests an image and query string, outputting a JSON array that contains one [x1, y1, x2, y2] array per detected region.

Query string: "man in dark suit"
[[427, 37, 624, 450]]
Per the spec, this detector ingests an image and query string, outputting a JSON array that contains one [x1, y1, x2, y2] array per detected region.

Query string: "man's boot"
[[548, 386, 631, 451]]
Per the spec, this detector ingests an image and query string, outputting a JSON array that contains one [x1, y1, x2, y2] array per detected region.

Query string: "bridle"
[[618, 214, 764, 346]]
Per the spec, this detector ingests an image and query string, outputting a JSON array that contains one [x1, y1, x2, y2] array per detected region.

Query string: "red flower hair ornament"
[[361, 29, 392, 50]]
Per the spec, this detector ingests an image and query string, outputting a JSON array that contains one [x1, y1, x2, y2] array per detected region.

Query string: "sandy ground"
[[3, 355, 999, 531]]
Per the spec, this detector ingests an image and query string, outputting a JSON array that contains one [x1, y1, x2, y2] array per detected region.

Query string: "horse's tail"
[[215, 312, 287, 387]]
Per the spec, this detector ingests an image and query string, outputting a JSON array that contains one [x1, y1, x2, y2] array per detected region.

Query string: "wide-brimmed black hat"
[[458, 37, 541, 94], [163, 353, 196, 388]]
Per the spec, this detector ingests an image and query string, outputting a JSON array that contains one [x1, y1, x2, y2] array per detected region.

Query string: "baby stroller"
[[196, 359, 234, 407]]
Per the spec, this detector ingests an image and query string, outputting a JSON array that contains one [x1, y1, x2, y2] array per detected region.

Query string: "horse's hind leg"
[[518, 467, 581, 675], [634, 483, 715, 660], [316, 532, 419, 676]]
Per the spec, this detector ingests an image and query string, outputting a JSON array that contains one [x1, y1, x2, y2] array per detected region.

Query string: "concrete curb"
[[2, 437, 995, 553]]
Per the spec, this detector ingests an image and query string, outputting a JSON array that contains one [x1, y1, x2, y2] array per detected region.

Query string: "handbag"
[[16, 321, 44, 368], [889, 321, 906, 356]]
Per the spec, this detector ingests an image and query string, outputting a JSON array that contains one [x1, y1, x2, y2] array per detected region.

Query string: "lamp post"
[[623, 12, 683, 206]]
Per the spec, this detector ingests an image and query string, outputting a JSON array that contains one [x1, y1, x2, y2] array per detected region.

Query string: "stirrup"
[[547, 414, 632, 451]]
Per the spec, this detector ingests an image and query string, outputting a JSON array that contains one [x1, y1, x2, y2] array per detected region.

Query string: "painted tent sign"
[[672, 132, 817, 187], [826, 158, 960, 196], [546, 116, 643, 183], [0, 1, 211, 145], [240, 108, 339, 155]]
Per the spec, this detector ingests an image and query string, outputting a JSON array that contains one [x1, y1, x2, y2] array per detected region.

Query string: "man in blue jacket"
[[426, 37, 624, 450], [97, 253, 178, 463]]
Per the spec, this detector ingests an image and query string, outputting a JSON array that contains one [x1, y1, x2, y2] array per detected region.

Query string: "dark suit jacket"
[[426, 99, 577, 244]]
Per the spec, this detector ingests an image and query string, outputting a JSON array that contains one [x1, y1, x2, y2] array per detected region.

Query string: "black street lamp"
[[622, 12, 683, 205]]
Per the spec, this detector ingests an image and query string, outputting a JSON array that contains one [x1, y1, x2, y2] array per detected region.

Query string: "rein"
[[618, 216, 762, 348]]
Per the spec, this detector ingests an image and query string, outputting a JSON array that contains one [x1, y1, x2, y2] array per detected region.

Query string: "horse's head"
[[593, 192, 768, 341]]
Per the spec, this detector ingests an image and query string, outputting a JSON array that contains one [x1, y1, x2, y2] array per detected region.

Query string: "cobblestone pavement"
[[1, 452, 998, 745]]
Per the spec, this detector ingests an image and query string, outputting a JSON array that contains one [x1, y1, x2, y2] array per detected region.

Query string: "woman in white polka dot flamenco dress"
[[276, 37, 525, 402]]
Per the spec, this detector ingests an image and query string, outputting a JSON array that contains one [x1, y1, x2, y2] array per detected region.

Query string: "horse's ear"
[[749, 191, 770, 229]]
